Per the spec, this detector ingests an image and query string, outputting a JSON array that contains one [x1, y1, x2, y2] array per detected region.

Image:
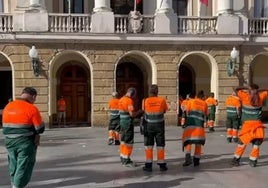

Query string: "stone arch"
[[48, 50, 93, 126]]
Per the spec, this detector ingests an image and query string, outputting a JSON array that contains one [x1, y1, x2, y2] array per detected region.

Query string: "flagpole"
[[134, 0, 137, 11]]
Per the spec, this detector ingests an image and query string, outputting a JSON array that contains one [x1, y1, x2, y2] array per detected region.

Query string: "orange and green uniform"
[[57, 98, 66, 124], [182, 98, 208, 160], [143, 97, 168, 165], [108, 98, 120, 142], [2, 98, 45, 188], [234, 90, 268, 162], [205, 97, 218, 128], [225, 95, 241, 140], [180, 98, 189, 126], [118, 96, 135, 163]]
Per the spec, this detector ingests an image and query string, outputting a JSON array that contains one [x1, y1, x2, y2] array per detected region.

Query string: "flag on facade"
[[200, 0, 208, 6], [136, 0, 142, 4]]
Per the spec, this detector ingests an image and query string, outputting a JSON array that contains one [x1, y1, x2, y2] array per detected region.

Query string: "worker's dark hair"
[[149, 84, 158, 96], [250, 83, 259, 90], [197, 90, 204, 99], [22, 87, 37, 96], [128, 87, 136, 97]]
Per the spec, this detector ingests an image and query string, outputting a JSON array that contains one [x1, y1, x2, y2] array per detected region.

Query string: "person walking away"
[[57, 96, 66, 127], [205, 92, 218, 132], [182, 90, 208, 167], [119, 87, 143, 167], [231, 84, 268, 167], [142, 85, 168, 172], [225, 92, 241, 143], [108, 91, 120, 145], [180, 94, 191, 127], [2, 87, 45, 188]]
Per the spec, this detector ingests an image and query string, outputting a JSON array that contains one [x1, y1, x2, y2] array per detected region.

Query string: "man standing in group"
[[225, 91, 241, 143], [2, 87, 45, 188], [182, 90, 208, 167], [231, 84, 268, 167], [205, 92, 218, 132], [142, 85, 168, 172], [108, 91, 120, 145], [119, 87, 143, 167], [57, 95, 66, 127]]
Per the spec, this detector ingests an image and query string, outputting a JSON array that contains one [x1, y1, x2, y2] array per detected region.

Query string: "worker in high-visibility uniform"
[[2, 87, 45, 188], [142, 84, 168, 172], [180, 94, 191, 126], [225, 92, 241, 143], [231, 84, 268, 167], [108, 91, 120, 145], [119, 87, 143, 167], [182, 90, 208, 167], [205, 92, 218, 132], [57, 96, 66, 127]]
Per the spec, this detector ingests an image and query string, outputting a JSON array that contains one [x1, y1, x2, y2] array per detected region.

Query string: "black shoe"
[[232, 138, 238, 143], [193, 157, 200, 166], [249, 159, 257, 167], [114, 140, 120, 145], [108, 138, 114, 145], [183, 154, 193, 166], [123, 159, 136, 167], [143, 163, 152, 172], [158, 163, 168, 171], [209, 127, 215, 132], [231, 157, 240, 166], [227, 137, 232, 143]]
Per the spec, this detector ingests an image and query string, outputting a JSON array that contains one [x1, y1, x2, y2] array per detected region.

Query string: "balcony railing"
[[178, 16, 217, 34], [114, 14, 154, 33], [0, 14, 13, 33], [249, 18, 268, 35], [49, 13, 91, 32]]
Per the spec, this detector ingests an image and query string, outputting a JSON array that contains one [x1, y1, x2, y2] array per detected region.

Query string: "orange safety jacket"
[[237, 90, 268, 144], [109, 98, 120, 120], [118, 96, 134, 121], [57, 98, 66, 112], [205, 97, 218, 114], [143, 97, 168, 123], [225, 95, 241, 117], [2, 99, 45, 138]]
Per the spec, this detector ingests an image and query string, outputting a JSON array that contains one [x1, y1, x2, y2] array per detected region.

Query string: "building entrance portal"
[[58, 64, 89, 127]]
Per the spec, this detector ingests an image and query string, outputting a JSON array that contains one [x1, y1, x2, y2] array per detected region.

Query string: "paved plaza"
[[1, 125, 268, 188]]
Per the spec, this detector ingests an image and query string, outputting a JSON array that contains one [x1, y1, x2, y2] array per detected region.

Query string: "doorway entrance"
[[58, 64, 90, 126]]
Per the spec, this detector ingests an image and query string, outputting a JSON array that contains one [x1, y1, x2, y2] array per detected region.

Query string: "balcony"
[[1, 12, 268, 39]]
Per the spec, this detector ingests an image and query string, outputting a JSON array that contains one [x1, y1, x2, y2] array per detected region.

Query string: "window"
[[173, 0, 187, 16], [111, 0, 143, 14], [64, 0, 84, 13], [254, 0, 268, 17]]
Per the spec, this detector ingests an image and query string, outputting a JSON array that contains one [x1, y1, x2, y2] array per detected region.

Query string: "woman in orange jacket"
[[231, 84, 268, 167]]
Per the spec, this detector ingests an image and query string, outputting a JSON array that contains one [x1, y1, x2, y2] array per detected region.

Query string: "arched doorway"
[[58, 63, 89, 126], [116, 62, 144, 110], [0, 55, 12, 127], [179, 63, 195, 99]]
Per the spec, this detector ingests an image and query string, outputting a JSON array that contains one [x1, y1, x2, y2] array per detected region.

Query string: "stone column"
[[91, 0, 114, 33], [217, 0, 233, 14], [13, 0, 48, 32], [93, 0, 111, 12], [217, 0, 239, 34], [156, 0, 173, 13], [154, 0, 177, 34]]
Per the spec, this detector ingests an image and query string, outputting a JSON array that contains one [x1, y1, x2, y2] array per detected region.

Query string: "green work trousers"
[[5, 136, 37, 188]]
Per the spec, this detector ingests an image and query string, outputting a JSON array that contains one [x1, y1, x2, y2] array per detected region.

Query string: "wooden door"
[[116, 62, 144, 110], [60, 65, 89, 125]]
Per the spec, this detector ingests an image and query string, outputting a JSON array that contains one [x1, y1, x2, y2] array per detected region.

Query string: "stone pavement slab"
[[1, 125, 268, 188]]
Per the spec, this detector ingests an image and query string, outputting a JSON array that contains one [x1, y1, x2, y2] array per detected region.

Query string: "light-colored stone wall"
[[3, 43, 266, 127]]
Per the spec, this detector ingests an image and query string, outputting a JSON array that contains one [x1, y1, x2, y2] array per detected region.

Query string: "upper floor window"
[[173, 0, 187, 16], [64, 0, 84, 13], [111, 0, 143, 14], [254, 0, 268, 17]]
